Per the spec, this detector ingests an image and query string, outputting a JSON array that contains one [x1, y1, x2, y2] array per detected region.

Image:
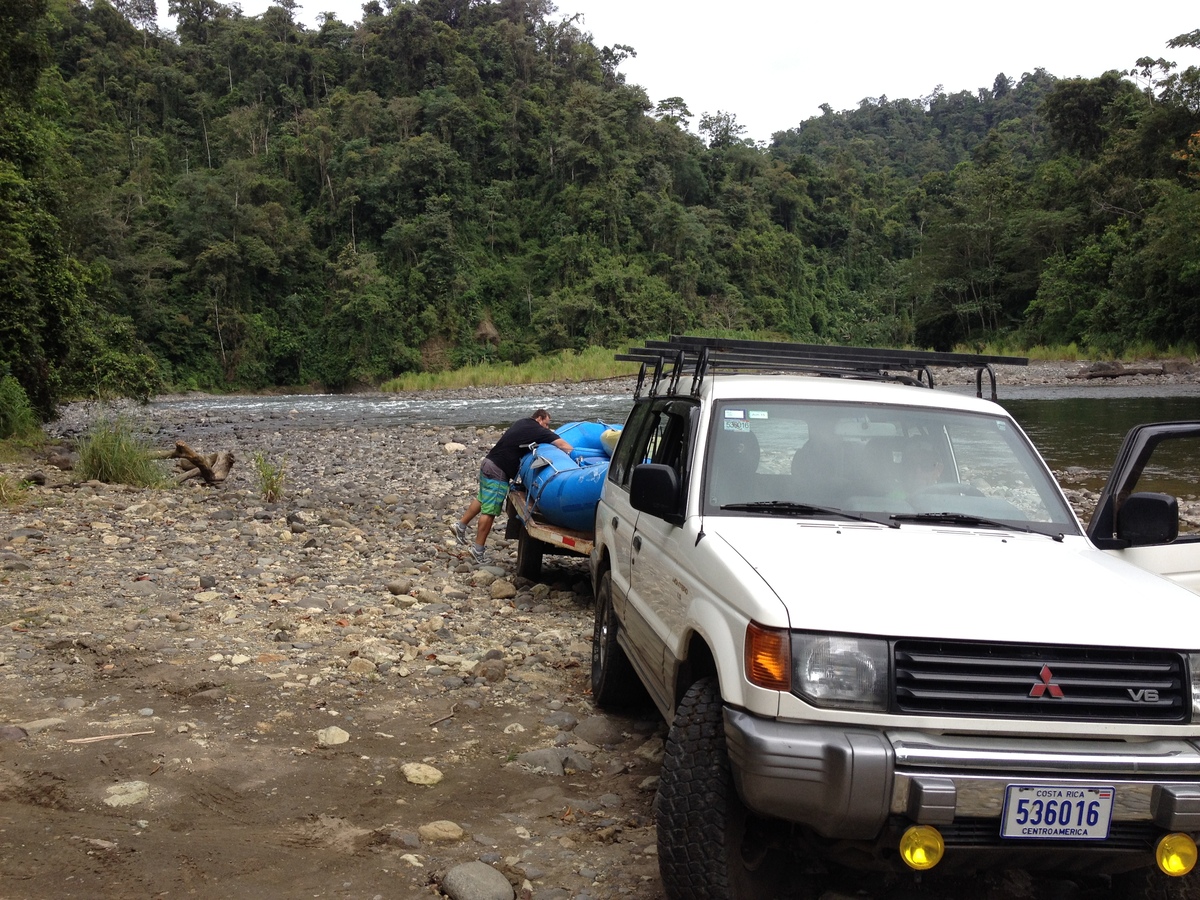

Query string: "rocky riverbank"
[[1, 359, 1196, 900], [2, 405, 673, 900]]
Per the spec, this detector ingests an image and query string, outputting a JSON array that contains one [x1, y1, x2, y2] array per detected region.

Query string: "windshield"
[[704, 399, 1078, 536]]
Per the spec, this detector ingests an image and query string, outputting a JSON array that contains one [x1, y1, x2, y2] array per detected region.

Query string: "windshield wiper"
[[889, 512, 1064, 541], [720, 501, 899, 528]]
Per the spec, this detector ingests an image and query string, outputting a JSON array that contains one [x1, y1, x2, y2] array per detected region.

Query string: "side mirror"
[[1117, 492, 1179, 546], [630, 463, 684, 525]]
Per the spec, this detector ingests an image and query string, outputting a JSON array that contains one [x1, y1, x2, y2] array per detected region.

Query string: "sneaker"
[[454, 522, 469, 545], [470, 544, 490, 564]]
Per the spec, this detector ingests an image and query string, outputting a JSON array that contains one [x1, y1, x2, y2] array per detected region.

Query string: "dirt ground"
[[0, 561, 676, 900]]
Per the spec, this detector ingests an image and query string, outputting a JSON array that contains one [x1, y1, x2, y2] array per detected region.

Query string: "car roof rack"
[[616, 335, 1028, 401]]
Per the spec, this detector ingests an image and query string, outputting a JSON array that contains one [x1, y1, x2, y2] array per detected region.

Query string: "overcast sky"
[[169, 1, 1198, 143]]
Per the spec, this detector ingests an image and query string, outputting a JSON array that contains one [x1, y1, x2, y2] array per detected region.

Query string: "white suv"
[[589, 336, 1200, 899]]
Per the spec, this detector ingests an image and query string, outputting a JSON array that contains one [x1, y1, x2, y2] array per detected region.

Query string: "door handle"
[[632, 536, 642, 552], [611, 516, 619, 530]]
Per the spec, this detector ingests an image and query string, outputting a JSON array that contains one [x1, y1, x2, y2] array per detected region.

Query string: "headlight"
[[792, 633, 888, 710]]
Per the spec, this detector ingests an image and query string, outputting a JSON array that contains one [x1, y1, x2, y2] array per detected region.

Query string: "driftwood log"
[[1069, 360, 1196, 380], [1071, 364, 1165, 380], [151, 441, 235, 485]]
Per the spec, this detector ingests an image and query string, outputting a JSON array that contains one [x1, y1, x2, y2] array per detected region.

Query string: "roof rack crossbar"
[[656, 335, 1026, 368], [619, 336, 1027, 398]]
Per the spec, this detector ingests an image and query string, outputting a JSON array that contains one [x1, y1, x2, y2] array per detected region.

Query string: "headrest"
[[716, 428, 759, 469]]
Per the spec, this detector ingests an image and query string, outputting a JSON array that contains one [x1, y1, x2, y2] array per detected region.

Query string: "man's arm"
[[532, 423, 571, 454]]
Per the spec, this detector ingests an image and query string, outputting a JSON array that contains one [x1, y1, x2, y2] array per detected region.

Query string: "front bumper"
[[723, 710, 1200, 842]]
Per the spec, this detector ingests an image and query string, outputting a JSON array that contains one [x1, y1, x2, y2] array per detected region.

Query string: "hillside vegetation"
[[1, 1, 1198, 416]]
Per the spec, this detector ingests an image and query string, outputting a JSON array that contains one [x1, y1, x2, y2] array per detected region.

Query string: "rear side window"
[[608, 404, 653, 487], [608, 399, 697, 490]]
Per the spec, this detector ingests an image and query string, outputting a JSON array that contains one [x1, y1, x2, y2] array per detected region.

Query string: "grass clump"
[[76, 418, 167, 487], [0, 473, 29, 507], [0, 375, 40, 440], [252, 451, 286, 503]]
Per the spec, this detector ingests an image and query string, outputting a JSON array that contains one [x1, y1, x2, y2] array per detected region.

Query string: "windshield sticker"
[[724, 409, 745, 419], [723, 420, 750, 432], [749, 410, 769, 419]]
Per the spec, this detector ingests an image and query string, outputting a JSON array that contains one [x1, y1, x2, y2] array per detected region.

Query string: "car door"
[[1087, 421, 1200, 594], [625, 399, 698, 711]]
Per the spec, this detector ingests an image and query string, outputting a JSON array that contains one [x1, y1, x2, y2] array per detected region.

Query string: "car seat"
[[790, 433, 857, 505]]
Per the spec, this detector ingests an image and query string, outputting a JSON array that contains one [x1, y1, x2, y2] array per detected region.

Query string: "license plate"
[[1000, 785, 1114, 839]]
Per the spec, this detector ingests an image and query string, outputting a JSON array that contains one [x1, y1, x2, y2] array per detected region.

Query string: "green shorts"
[[477, 475, 510, 516]]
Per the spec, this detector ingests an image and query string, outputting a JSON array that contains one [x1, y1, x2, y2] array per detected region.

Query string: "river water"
[[1003, 388, 1200, 492], [148, 382, 1200, 492], [146, 389, 636, 434]]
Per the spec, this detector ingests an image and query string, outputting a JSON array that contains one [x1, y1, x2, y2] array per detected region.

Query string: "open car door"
[[1087, 421, 1200, 594]]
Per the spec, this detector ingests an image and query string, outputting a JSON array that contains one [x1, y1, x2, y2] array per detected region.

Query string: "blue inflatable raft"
[[553, 420, 622, 461], [516, 421, 622, 531]]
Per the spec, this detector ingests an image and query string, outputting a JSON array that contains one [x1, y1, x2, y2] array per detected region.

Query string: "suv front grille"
[[893, 640, 1188, 722]]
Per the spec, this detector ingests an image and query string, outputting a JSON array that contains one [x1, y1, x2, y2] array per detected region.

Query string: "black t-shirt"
[[485, 417, 562, 480]]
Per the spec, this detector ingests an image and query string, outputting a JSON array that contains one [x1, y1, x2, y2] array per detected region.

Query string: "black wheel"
[[590, 571, 645, 707], [1111, 867, 1200, 899], [656, 677, 788, 900], [515, 523, 545, 579]]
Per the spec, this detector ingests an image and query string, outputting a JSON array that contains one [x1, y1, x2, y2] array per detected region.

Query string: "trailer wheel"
[[515, 523, 546, 580]]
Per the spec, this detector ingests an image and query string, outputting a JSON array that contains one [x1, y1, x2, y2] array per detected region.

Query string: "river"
[[146, 381, 1200, 493], [1003, 388, 1200, 493]]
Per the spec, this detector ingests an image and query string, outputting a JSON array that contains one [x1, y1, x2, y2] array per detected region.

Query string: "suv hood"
[[713, 518, 1200, 650]]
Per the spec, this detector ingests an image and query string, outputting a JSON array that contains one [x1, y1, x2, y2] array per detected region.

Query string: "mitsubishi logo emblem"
[[1030, 664, 1064, 698]]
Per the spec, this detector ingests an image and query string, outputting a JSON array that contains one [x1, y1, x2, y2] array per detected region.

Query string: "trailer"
[[504, 488, 593, 580]]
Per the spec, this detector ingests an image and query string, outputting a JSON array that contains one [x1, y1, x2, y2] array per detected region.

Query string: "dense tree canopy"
[[1, 1, 1198, 413]]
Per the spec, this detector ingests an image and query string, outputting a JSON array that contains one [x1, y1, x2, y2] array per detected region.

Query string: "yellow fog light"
[[1156, 833, 1198, 876], [899, 825, 945, 871]]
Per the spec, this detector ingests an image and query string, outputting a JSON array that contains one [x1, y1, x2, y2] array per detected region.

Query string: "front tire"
[[590, 571, 645, 707], [656, 677, 787, 899]]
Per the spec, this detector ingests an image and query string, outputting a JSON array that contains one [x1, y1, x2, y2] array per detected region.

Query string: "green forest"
[[2, 0, 1199, 420]]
